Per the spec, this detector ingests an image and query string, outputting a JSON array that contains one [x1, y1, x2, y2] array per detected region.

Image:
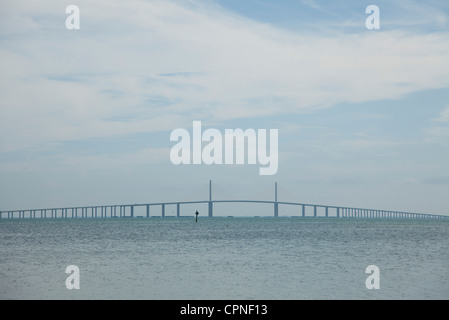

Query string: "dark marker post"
[[195, 210, 199, 223]]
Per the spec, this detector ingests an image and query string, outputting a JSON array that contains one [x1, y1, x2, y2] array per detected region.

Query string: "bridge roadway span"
[[1, 182, 447, 219], [1, 199, 448, 220]]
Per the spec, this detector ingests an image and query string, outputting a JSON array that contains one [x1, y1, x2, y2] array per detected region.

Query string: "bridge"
[[0, 181, 448, 220]]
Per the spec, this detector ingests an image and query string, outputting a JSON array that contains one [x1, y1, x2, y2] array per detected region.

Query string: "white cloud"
[[300, 0, 325, 12], [426, 126, 449, 137], [433, 106, 449, 122], [393, 0, 448, 28], [1, 0, 449, 154], [0, 146, 169, 173]]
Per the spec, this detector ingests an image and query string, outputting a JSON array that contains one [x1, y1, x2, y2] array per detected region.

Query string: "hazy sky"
[[1, 0, 449, 216]]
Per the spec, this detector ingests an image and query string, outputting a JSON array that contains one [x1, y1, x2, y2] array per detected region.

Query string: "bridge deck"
[[2, 181, 447, 219], [1, 199, 447, 219]]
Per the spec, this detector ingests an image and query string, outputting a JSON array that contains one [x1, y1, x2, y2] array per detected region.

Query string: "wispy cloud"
[[300, 0, 326, 12], [427, 106, 449, 144], [432, 106, 449, 122], [315, 0, 449, 32], [426, 127, 449, 138], [2, 0, 449, 155]]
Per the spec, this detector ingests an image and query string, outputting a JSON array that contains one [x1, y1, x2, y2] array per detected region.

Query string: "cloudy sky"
[[1, 0, 449, 216]]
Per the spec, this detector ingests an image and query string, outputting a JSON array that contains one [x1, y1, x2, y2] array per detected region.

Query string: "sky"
[[1, 0, 449, 216]]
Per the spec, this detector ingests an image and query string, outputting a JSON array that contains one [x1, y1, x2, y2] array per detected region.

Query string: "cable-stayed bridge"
[[1, 181, 448, 220]]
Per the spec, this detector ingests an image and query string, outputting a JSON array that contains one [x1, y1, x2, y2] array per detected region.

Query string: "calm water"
[[0, 217, 448, 300]]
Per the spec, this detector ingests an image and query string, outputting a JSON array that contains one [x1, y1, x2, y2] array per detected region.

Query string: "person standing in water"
[[195, 210, 199, 223]]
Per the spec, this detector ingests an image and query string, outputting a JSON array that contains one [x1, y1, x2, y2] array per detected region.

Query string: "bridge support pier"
[[208, 180, 213, 217], [274, 182, 278, 217], [208, 201, 213, 217]]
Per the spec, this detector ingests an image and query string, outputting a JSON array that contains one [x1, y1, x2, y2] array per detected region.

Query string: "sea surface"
[[1, 217, 448, 300]]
